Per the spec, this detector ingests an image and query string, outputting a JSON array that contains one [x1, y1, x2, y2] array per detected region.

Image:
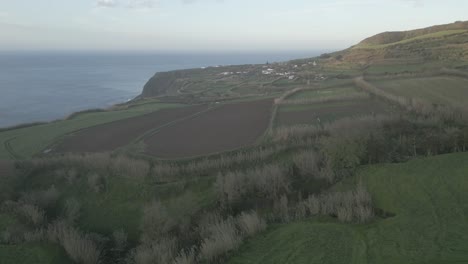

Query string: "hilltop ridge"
[[140, 21, 468, 98], [359, 20, 468, 46]]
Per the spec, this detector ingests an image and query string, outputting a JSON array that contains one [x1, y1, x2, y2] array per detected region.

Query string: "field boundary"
[[4, 137, 22, 160], [131, 105, 218, 146], [38, 105, 191, 157]]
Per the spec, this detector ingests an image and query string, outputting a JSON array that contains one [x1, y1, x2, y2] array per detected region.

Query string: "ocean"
[[0, 50, 323, 128]]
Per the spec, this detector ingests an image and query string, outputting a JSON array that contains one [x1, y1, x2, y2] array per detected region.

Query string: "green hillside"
[[228, 152, 468, 264], [319, 21, 468, 68]]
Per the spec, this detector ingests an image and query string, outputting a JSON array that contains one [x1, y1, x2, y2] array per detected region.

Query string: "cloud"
[[127, 0, 157, 9], [96, 0, 118, 8], [95, 0, 158, 9], [402, 0, 424, 7]]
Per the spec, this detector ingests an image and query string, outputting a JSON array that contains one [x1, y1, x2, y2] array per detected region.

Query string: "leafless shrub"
[[236, 211, 266, 237], [274, 195, 290, 223], [113, 229, 128, 252], [199, 216, 242, 262], [133, 237, 176, 264], [302, 195, 320, 216], [1, 225, 27, 244], [64, 198, 81, 224], [87, 173, 106, 193], [318, 157, 335, 183], [23, 229, 46, 243], [292, 150, 320, 179], [17, 204, 46, 227], [140, 200, 174, 243], [215, 165, 289, 207], [113, 156, 150, 180], [297, 184, 374, 223], [153, 146, 286, 181], [65, 168, 79, 184], [47, 221, 101, 264], [270, 125, 323, 142], [19, 185, 60, 210], [173, 247, 197, 264], [33, 153, 150, 182]]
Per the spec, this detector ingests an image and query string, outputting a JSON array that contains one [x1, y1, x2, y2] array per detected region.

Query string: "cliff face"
[[140, 70, 189, 98]]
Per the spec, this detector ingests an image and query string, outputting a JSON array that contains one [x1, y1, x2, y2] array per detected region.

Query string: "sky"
[[0, 0, 467, 52]]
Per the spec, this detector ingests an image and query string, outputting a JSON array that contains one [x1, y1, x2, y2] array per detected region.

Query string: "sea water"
[[0, 50, 323, 128]]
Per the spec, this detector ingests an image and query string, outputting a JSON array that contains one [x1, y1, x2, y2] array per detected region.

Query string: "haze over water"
[[0, 51, 323, 128]]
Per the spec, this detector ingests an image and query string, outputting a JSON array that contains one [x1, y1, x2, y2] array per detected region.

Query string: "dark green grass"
[[288, 86, 362, 100], [228, 220, 365, 264], [0, 213, 16, 232], [0, 244, 71, 264], [372, 76, 468, 108], [229, 152, 468, 264], [276, 98, 390, 127]]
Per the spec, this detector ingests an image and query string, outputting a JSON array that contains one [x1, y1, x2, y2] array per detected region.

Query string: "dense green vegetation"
[[230, 153, 468, 264]]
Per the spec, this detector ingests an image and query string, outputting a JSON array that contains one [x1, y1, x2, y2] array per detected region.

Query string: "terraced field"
[[372, 76, 468, 108], [229, 152, 468, 264], [144, 99, 273, 159]]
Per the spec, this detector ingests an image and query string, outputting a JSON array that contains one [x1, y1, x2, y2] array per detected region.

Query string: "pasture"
[[287, 85, 363, 100], [228, 152, 468, 264], [276, 98, 390, 127], [372, 76, 468, 108]]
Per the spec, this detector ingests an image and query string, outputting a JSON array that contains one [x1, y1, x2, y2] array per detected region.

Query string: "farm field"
[[144, 99, 273, 159], [0, 102, 182, 159], [276, 98, 390, 126], [0, 160, 13, 178], [228, 152, 468, 264], [372, 76, 468, 108], [53, 104, 210, 153], [287, 85, 362, 100]]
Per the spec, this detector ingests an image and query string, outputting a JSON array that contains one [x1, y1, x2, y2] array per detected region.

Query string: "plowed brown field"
[[144, 99, 273, 159], [54, 105, 209, 153]]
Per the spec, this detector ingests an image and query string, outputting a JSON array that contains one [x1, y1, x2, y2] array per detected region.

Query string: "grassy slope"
[[372, 76, 468, 108], [229, 152, 468, 264], [288, 86, 362, 100], [0, 102, 183, 159], [276, 98, 390, 127], [355, 29, 468, 49]]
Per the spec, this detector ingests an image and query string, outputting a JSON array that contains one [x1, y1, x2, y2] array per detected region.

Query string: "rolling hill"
[[327, 21, 468, 66]]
